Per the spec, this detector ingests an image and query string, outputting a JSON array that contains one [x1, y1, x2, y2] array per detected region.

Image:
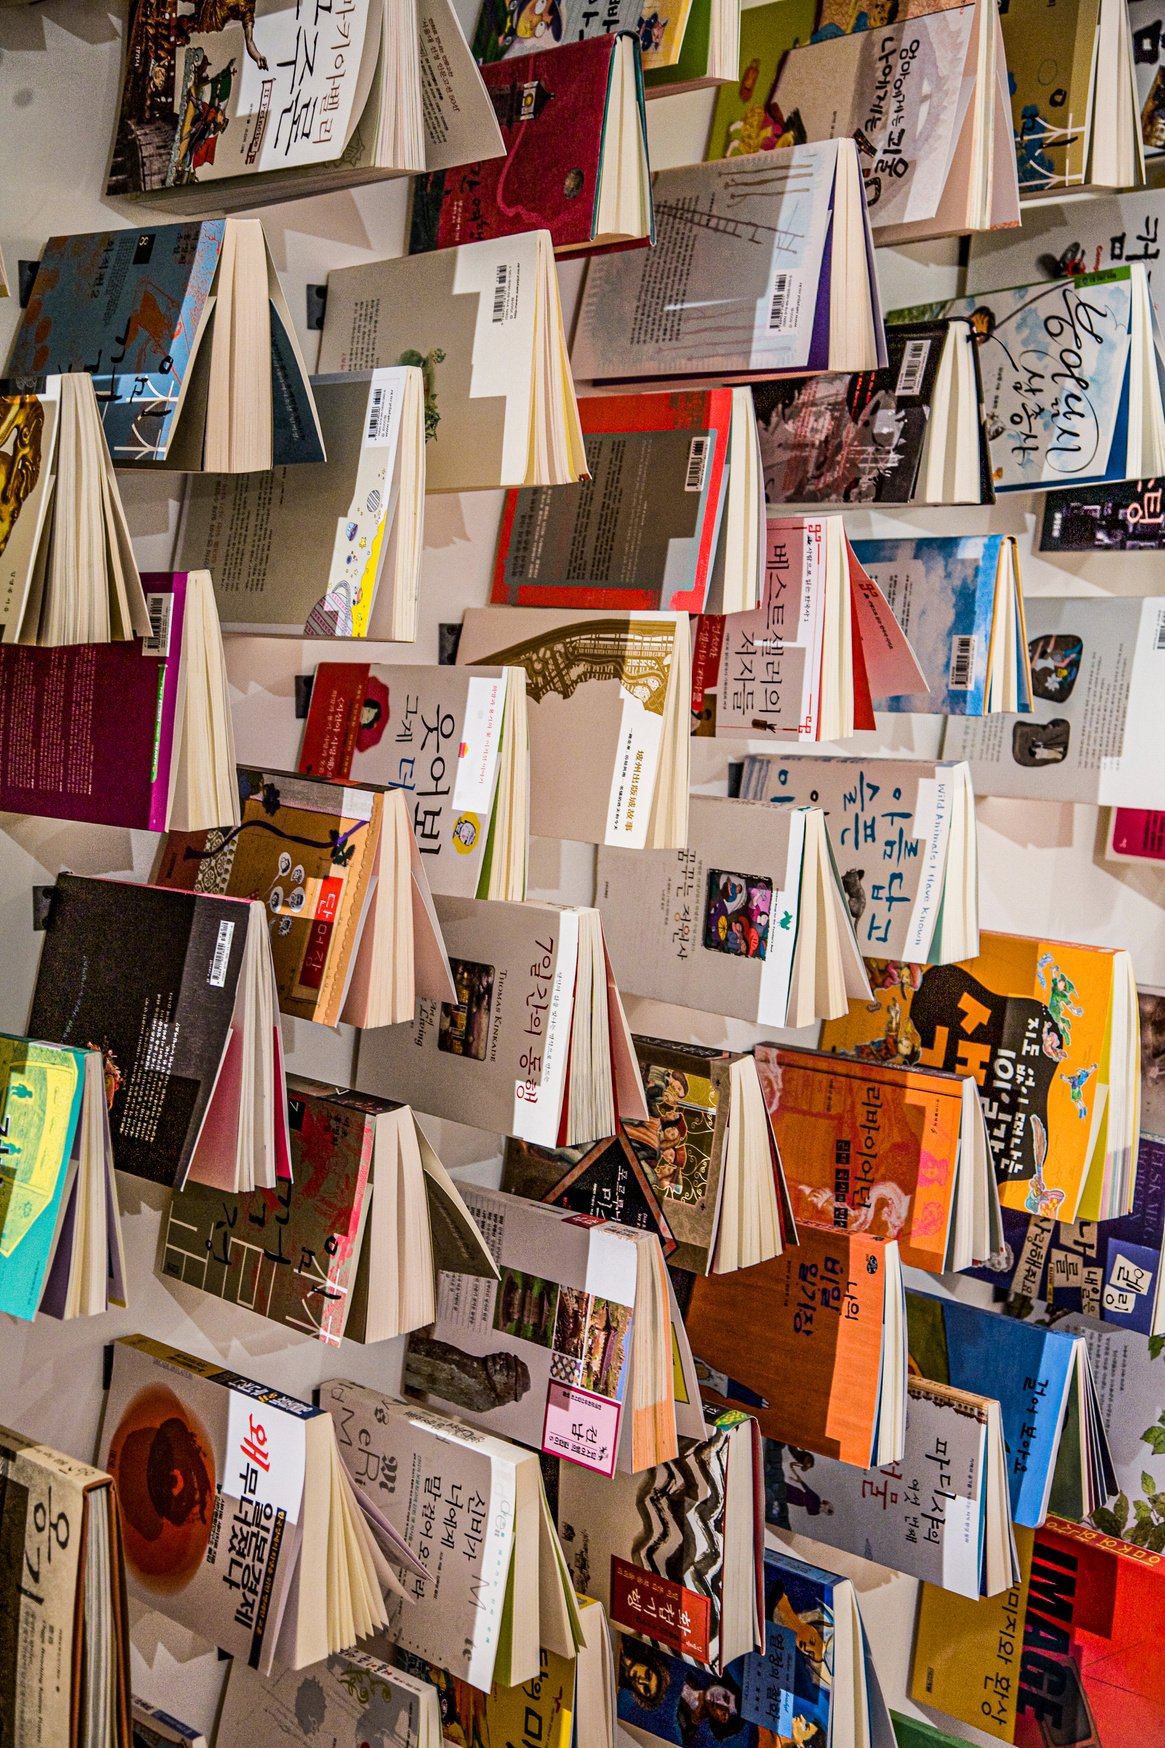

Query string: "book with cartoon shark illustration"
[[820, 932, 1141, 1226]]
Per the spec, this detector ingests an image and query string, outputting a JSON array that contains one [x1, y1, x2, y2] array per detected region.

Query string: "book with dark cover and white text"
[[1041, 476, 1165, 550]]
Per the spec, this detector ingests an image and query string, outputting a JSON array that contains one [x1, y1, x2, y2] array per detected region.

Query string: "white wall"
[[1, 6, 1162, 1744]]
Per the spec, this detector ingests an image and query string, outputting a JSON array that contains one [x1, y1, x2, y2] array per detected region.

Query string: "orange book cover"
[[755, 1045, 963, 1272], [819, 933, 1122, 1224], [684, 1226, 893, 1466]]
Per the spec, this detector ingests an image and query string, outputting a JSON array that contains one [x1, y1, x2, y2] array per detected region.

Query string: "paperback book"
[[1000, 0, 1144, 191], [1041, 475, 1165, 551], [216, 1651, 439, 1748]]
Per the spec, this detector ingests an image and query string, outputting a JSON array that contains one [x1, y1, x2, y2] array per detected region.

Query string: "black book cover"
[[28, 874, 247, 1187]]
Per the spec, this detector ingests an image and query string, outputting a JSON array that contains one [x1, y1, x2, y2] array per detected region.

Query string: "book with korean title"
[[215, 1651, 440, 1748]]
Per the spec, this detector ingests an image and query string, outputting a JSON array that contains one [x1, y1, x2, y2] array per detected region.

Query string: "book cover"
[[7, 224, 223, 463], [217, 1649, 437, 1748], [0, 379, 59, 640], [0, 572, 190, 830], [471, 0, 641, 65], [1000, 0, 1100, 189], [504, 1132, 680, 1258], [399, 1643, 574, 1748], [683, 1226, 897, 1465], [1058, 1312, 1165, 1549], [410, 35, 630, 254], [766, 1375, 998, 1598], [1041, 475, 1165, 550], [912, 1516, 1165, 1742], [298, 660, 511, 899], [849, 536, 1013, 716], [752, 323, 948, 505], [1109, 806, 1165, 861], [491, 390, 734, 613], [28, 874, 250, 1188], [819, 934, 1121, 1223], [967, 189, 1165, 323], [754, 1045, 964, 1274], [0, 1036, 86, 1323]]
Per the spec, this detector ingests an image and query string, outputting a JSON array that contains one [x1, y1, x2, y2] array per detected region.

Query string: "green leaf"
[[1142, 1427, 1165, 1455], [1145, 1472, 1159, 1497], [1115, 1492, 1130, 1530], [1148, 1522, 1165, 1553], [1135, 1499, 1152, 1522], [1127, 1519, 1152, 1546], [1150, 1335, 1165, 1360], [1091, 1507, 1122, 1536]]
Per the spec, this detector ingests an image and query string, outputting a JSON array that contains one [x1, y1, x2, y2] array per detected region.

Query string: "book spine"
[[148, 572, 189, 832]]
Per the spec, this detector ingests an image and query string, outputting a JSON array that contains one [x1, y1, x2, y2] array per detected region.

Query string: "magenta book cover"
[[0, 570, 187, 830]]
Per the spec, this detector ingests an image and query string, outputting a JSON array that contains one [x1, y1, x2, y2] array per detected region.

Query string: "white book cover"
[[967, 189, 1165, 324], [217, 1648, 436, 1748]]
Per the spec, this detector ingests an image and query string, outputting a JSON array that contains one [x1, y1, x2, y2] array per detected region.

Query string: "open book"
[[1001, 0, 1144, 191], [217, 1650, 439, 1748]]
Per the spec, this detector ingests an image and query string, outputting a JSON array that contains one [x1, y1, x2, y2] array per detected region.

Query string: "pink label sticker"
[[541, 1381, 621, 1477]]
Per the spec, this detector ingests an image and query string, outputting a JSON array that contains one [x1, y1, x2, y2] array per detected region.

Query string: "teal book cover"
[[0, 1036, 86, 1322]]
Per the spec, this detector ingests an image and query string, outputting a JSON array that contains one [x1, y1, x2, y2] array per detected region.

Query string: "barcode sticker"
[[685, 436, 710, 492], [896, 337, 931, 398], [492, 263, 512, 324], [366, 386, 386, 441], [767, 271, 801, 333], [209, 919, 235, 988], [949, 634, 976, 690], [1155, 609, 1165, 650], [143, 592, 172, 658]]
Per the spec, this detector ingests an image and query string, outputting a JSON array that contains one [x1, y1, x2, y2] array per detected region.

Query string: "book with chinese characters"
[[322, 1380, 582, 1690], [356, 896, 646, 1148], [457, 606, 690, 849], [754, 1043, 1001, 1274], [502, 1034, 787, 1275], [410, 34, 652, 257], [28, 873, 290, 1194], [216, 1649, 440, 1748], [907, 1291, 1116, 1527], [99, 1336, 390, 1675], [490, 388, 763, 615], [108, 0, 503, 205], [850, 535, 1032, 717], [6, 220, 323, 472], [820, 933, 1141, 1226], [298, 659, 528, 901], [768, 0, 1018, 244], [683, 1225, 907, 1467], [753, 319, 990, 507], [615, 1544, 896, 1748], [944, 595, 1165, 809], [0, 373, 150, 646], [399, 1183, 705, 1475], [0, 571, 238, 832], [160, 1077, 496, 1345], [572, 144, 886, 387], [737, 756, 979, 965], [1000, 0, 1143, 192], [767, 1374, 1019, 1599], [1041, 476, 1165, 552], [0, 1036, 125, 1323], [317, 232, 586, 490], [891, 266, 1165, 493], [690, 516, 928, 743], [557, 1414, 763, 1674], [912, 1517, 1165, 1743], [0, 1428, 132, 1748], [596, 795, 872, 1030], [153, 768, 454, 1030], [177, 371, 426, 641]]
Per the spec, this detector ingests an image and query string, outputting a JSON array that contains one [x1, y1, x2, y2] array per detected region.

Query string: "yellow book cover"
[[820, 934, 1121, 1223], [1000, 0, 1100, 190], [410, 1642, 576, 1748]]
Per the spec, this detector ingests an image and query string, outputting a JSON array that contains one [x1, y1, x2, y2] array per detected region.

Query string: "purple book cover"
[[0, 570, 188, 830]]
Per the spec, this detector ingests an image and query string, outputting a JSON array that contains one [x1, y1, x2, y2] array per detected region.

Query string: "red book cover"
[[412, 35, 635, 255]]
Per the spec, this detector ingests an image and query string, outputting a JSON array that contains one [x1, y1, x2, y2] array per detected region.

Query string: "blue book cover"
[[849, 535, 1004, 716], [0, 1036, 87, 1322], [907, 1291, 1078, 1527]]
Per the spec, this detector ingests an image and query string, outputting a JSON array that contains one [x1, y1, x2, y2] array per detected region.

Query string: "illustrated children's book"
[[737, 755, 979, 966], [1054, 1310, 1165, 1551], [0, 571, 238, 833], [28, 873, 290, 1194], [400, 1182, 705, 1474], [410, 34, 653, 257], [321, 1380, 582, 1691], [471, 0, 738, 93], [767, 1373, 1019, 1599], [491, 388, 763, 616], [6, 221, 323, 472], [298, 659, 528, 901], [99, 1336, 389, 1674], [0, 1428, 132, 1748], [597, 795, 872, 1030], [457, 606, 690, 850], [945, 595, 1165, 809], [178, 370, 427, 642], [160, 1078, 497, 1346], [820, 932, 1141, 1226], [849, 536, 1033, 717], [683, 1224, 908, 1467], [356, 896, 646, 1148], [912, 1516, 1165, 1743], [999, 0, 1144, 191], [502, 1033, 788, 1276], [216, 1650, 440, 1748], [572, 144, 887, 385], [0, 1036, 125, 1324], [317, 232, 586, 490], [754, 1043, 1001, 1274]]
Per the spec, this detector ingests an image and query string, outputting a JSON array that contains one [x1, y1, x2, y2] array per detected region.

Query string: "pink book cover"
[[0, 569, 188, 830], [1108, 807, 1165, 863]]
